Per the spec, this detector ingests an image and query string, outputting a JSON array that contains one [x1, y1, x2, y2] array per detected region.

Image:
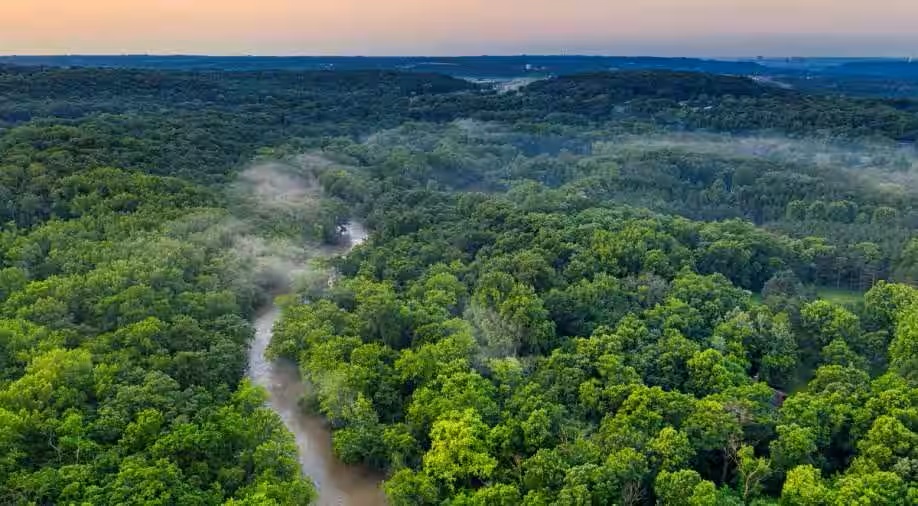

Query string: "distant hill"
[[825, 60, 918, 78], [526, 70, 785, 101], [0, 55, 769, 78]]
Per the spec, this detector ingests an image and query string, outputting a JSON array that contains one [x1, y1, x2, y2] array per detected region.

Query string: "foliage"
[[4, 64, 918, 505], [0, 167, 315, 501]]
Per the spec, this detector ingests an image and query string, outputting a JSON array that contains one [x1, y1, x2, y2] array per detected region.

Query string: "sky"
[[2, 0, 918, 57]]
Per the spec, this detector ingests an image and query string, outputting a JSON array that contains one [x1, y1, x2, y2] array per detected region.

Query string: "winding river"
[[247, 223, 386, 505]]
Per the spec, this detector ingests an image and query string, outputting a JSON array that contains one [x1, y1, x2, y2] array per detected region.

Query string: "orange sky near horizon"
[[2, 0, 917, 56]]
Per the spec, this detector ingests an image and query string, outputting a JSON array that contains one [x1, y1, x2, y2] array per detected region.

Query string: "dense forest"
[[4, 56, 918, 99], [1, 64, 917, 505]]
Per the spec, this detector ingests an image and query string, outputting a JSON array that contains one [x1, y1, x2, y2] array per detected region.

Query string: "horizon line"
[[1, 53, 912, 60]]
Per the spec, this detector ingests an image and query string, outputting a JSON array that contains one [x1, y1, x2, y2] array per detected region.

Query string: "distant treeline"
[[0, 55, 773, 77]]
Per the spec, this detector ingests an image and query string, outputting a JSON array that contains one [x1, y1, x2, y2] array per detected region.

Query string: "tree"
[[0, 267, 28, 303], [642, 328, 701, 390], [851, 242, 882, 291], [864, 281, 918, 328], [353, 278, 409, 349], [103, 456, 190, 506], [892, 238, 918, 284], [687, 349, 744, 397], [469, 273, 556, 356], [770, 424, 818, 471], [649, 427, 695, 471], [806, 201, 828, 221], [762, 269, 805, 301], [820, 339, 867, 370], [654, 469, 719, 506], [451, 483, 521, 506], [333, 394, 387, 467], [780, 465, 832, 506], [602, 447, 650, 505], [800, 301, 861, 358], [827, 201, 857, 224], [889, 306, 918, 382], [395, 320, 475, 385], [758, 312, 800, 388], [407, 370, 498, 435], [785, 201, 807, 221], [854, 415, 917, 472], [422, 409, 497, 489], [734, 445, 771, 501], [683, 399, 743, 483], [834, 471, 907, 505], [384, 469, 440, 506], [871, 206, 899, 225]]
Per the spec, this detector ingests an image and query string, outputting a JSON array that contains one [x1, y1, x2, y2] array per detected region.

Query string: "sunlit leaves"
[[422, 409, 497, 488]]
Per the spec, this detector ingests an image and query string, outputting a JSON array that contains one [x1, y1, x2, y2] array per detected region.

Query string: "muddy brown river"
[[247, 223, 386, 505]]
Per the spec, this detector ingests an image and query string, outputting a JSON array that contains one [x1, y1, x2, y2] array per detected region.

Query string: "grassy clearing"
[[815, 287, 864, 306], [749, 286, 863, 307]]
